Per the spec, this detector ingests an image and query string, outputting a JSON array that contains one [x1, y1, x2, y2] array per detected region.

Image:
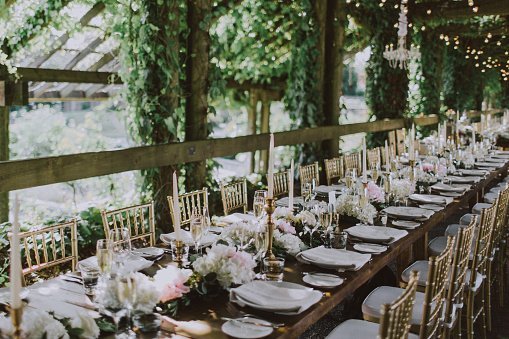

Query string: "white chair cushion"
[[459, 214, 478, 226], [326, 319, 418, 339], [484, 192, 498, 203], [362, 286, 426, 326], [472, 203, 492, 215], [445, 224, 463, 237], [401, 260, 428, 286], [428, 236, 447, 256], [489, 186, 502, 193]]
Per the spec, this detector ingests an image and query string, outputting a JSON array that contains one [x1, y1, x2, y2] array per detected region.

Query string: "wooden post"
[[0, 105, 8, 223], [312, 0, 327, 118], [185, 0, 212, 191], [247, 90, 259, 173], [259, 93, 271, 173], [322, 0, 346, 157]]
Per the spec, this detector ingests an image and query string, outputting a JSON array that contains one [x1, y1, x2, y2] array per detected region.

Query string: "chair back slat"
[[342, 153, 361, 174], [443, 216, 477, 329], [420, 236, 455, 339], [273, 171, 290, 197], [367, 147, 381, 169], [396, 128, 406, 155], [102, 202, 155, 247], [324, 158, 343, 185], [299, 162, 320, 192], [388, 131, 397, 157], [168, 188, 209, 227], [14, 220, 78, 286], [379, 271, 420, 339], [220, 180, 248, 215]]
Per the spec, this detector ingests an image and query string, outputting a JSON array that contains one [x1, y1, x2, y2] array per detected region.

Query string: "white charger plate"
[[353, 243, 388, 254], [222, 317, 273, 338], [302, 273, 344, 288], [131, 247, 164, 259], [391, 220, 420, 229]]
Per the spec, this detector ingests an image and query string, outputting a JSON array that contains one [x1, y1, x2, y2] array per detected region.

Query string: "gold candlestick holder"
[[409, 159, 416, 183], [7, 304, 23, 339], [264, 198, 276, 260], [173, 240, 185, 268], [360, 181, 368, 207], [264, 197, 284, 281]]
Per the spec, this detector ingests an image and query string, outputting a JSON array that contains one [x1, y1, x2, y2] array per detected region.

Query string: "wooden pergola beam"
[[0, 67, 121, 84], [0, 116, 439, 192], [412, 0, 509, 21], [29, 2, 105, 68]]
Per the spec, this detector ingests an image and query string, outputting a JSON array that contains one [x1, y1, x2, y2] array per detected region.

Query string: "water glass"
[[117, 274, 137, 338], [302, 182, 312, 203], [263, 257, 285, 281], [170, 239, 190, 264], [81, 265, 101, 297], [109, 228, 131, 269], [330, 231, 348, 250], [190, 208, 204, 253]]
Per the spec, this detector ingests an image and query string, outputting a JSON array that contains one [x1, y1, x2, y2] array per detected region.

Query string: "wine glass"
[[202, 206, 211, 234], [254, 228, 268, 278], [301, 182, 312, 203], [319, 212, 333, 247], [190, 208, 204, 254], [96, 239, 113, 277], [310, 179, 317, 201], [117, 274, 137, 338], [109, 228, 131, 272], [371, 163, 380, 182], [253, 190, 267, 220], [345, 168, 356, 192]]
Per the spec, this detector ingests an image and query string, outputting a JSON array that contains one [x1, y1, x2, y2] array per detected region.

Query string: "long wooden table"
[[2, 162, 507, 338]]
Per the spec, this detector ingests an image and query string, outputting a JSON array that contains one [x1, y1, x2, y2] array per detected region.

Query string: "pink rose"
[[154, 266, 192, 303], [275, 219, 296, 234], [367, 181, 385, 203], [422, 163, 434, 172]]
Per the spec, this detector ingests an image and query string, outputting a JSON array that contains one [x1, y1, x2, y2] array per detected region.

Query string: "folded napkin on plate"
[[79, 254, 152, 273], [230, 281, 322, 314], [345, 225, 408, 244], [475, 162, 501, 168], [445, 176, 481, 184], [409, 194, 452, 205], [484, 157, 507, 163], [298, 247, 371, 270], [314, 185, 343, 195], [220, 213, 257, 224], [160, 231, 217, 247], [457, 169, 488, 176], [431, 183, 468, 193]]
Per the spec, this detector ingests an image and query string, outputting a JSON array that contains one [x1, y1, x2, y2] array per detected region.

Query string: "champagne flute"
[[302, 182, 312, 203], [202, 206, 211, 235], [345, 168, 356, 191], [319, 212, 333, 247], [96, 239, 113, 277], [117, 274, 137, 338], [254, 228, 268, 278], [253, 190, 267, 220], [371, 163, 380, 182], [190, 209, 204, 254], [109, 228, 131, 272]]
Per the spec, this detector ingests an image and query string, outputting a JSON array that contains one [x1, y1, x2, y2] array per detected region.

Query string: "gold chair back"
[[101, 202, 155, 247], [342, 153, 361, 174], [367, 147, 381, 169], [15, 219, 78, 285], [324, 158, 343, 185], [220, 179, 248, 215], [379, 271, 420, 339], [168, 188, 209, 228], [299, 162, 320, 192], [420, 236, 455, 339], [442, 216, 477, 333], [388, 131, 397, 157], [396, 128, 406, 155], [273, 171, 290, 198]]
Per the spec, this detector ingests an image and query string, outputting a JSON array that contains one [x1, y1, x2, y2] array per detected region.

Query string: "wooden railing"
[[0, 115, 439, 192]]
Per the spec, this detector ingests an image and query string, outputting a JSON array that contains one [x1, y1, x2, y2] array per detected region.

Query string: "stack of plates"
[[353, 243, 388, 254], [302, 273, 344, 288], [445, 176, 481, 184], [457, 169, 488, 176], [131, 247, 164, 259], [78, 254, 153, 273], [230, 281, 323, 315], [296, 247, 371, 271], [391, 220, 420, 229], [484, 157, 507, 163], [409, 194, 452, 205], [345, 225, 408, 244], [221, 213, 257, 224], [431, 182, 468, 193], [382, 206, 434, 221], [314, 185, 344, 196], [160, 231, 218, 248], [475, 162, 501, 169]]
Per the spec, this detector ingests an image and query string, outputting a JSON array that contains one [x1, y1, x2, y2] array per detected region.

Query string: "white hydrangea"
[[335, 195, 378, 224], [390, 178, 415, 200], [0, 308, 69, 339], [273, 230, 305, 255], [70, 314, 100, 339]]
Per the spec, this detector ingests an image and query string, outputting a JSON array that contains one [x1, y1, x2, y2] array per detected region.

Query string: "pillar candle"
[[172, 171, 182, 241], [385, 140, 390, 172], [288, 159, 294, 209], [267, 133, 274, 199], [10, 194, 22, 309], [362, 136, 367, 182]]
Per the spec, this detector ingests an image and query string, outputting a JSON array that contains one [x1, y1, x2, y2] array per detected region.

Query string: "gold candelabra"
[[173, 240, 185, 268], [409, 159, 416, 183], [8, 304, 23, 339], [263, 198, 282, 280]]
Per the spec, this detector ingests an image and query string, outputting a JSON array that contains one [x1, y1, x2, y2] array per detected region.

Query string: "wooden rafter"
[[28, 2, 105, 68], [0, 67, 121, 84]]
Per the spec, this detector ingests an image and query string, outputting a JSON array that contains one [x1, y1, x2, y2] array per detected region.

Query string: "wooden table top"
[[3, 163, 506, 339]]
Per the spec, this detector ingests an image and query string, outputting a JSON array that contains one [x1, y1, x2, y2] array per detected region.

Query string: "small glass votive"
[[263, 257, 285, 281], [331, 231, 348, 249], [133, 313, 161, 333], [81, 265, 101, 297], [170, 239, 190, 264]]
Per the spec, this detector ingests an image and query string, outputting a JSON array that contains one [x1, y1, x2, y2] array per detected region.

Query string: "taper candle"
[[362, 136, 367, 182], [10, 194, 22, 309], [267, 133, 274, 199], [288, 159, 294, 209], [172, 171, 182, 241]]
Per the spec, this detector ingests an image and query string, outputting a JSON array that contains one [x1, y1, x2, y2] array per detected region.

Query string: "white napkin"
[[431, 183, 467, 193], [446, 176, 481, 184], [409, 194, 453, 205], [345, 225, 408, 244], [221, 213, 257, 224], [79, 254, 152, 273], [230, 281, 322, 314], [298, 247, 371, 270]]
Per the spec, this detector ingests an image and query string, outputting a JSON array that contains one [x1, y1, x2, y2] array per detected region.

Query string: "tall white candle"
[[288, 159, 294, 209], [267, 133, 274, 199], [362, 136, 367, 182], [10, 194, 22, 309], [172, 171, 181, 241], [472, 127, 476, 148], [409, 124, 415, 160], [385, 140, 390, 172]]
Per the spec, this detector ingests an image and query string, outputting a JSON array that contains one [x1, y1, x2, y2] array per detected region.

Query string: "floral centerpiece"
[[335, 194, 378, 224], [390, 178, 415, 201], [366, 181, 385, 204]]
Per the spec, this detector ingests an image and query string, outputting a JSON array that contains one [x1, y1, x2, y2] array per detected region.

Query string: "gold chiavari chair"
[[362, 236, 455, 339], [273, 171, 290, 198], [324, 157, 343, 185], [168, 188, 209, 229], [220, 178, 248, 215], [101, 202, 155, 247], [342, 152, 361, 175], [464, 201, 498, 339], [396, 128, 406, 156], [388, 130, 397, 157], [326, 271, 420, 339], [14, 219, 78, 286], [497, 187, 509, 307], [299, 162, 320, 192], [367, 147, 381, 169]]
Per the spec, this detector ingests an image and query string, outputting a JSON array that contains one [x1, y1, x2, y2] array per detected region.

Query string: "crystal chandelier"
[[383, 0, 420, 69]]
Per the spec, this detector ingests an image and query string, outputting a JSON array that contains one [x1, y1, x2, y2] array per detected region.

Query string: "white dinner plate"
[[131, 247, 164, 259], [222, 317, 273, 338], [409, 194, 450, 205], [353, 243, 388, 254], [160, 231, 217, 248], [440, 191, 462, 197], [302, 273, 344, 288], [391, 220, 420, 229], [418, 204, 444, 211], [382, 206, 434, 220]]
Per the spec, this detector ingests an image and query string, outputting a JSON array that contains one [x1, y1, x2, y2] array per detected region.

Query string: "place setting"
[[381, 206, 434, 221]]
